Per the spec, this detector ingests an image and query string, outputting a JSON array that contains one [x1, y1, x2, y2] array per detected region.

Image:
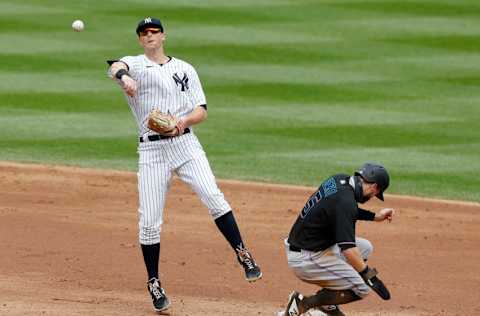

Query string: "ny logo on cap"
[[144, 17, 152, 23], [173, 72, 189, 92]]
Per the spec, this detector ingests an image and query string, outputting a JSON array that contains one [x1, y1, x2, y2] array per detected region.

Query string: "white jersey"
[[110, 54, 231, 245], [119, 55, 206, 137]]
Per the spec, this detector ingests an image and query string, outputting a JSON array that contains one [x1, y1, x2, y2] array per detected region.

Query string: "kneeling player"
[[281, 163, 393, 316]]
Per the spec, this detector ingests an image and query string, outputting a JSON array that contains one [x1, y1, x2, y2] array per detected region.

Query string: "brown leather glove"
[[147, 109, 178, 136]]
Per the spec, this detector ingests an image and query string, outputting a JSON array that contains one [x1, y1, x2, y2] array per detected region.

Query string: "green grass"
[[0, 0, 479, 202]]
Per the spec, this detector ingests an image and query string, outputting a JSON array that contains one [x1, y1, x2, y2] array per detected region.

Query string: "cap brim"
[[376, 192, 384, 201], [142, 27, 161, 31], [136, 24, 162, 34]]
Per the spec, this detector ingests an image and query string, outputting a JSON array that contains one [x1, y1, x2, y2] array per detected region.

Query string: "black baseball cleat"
[[236, 246, 262, 282], [284, 291, 305, 316], [319, 305, 346, 316], [147, 277, 170, 312]]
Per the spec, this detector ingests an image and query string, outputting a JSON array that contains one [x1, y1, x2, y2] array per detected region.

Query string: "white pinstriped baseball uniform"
[[118, 55, 231, 245]]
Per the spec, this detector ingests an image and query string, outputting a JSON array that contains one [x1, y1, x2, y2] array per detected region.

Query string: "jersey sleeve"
[[333, 199, 356, 251], [187, 66, 207, 108], [358, 207, 375, 221], [119, 56, 142, 80]]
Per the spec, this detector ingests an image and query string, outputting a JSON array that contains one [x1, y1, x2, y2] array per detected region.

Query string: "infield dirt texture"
[[1, 162, 479, 315], [1, 1, 480, 315]]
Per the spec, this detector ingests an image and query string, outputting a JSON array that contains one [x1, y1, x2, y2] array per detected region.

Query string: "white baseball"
[[72, 20, 85, 32]]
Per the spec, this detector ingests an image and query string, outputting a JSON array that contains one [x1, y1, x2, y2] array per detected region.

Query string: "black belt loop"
[[139, 128, 190, 143], [289, 245, 301, 252]]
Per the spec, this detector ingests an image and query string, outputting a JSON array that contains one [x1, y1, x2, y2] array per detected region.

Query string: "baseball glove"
[[360, 266, 391, 300], [147, 109, 178, 136]]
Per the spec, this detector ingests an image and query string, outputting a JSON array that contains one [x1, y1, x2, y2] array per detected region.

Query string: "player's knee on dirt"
[[353, 282, 371, 298], [302, 289, 362, 310]]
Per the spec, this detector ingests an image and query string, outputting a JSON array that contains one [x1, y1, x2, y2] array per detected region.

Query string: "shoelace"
[[236, 245, 257, 271], [150, 283, 164, 300], [243, 256, 255, 270], [238, 250, 255, 270]]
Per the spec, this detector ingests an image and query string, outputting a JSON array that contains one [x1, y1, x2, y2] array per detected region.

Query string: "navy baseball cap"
[[136, 17, 164, 35], [355, 162, 390, 201]]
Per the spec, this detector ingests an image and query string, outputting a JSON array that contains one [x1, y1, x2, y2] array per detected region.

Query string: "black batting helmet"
[[355, 162, 390, 201]]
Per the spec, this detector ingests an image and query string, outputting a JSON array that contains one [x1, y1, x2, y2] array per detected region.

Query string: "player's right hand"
[[175, 119, 187, 135], [375, 208, 395, 222], [121, 76, 137, 96]]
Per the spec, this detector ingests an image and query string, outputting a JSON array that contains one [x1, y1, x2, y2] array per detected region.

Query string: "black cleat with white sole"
[[147, 278, 170, 312], [236, 246, 262, 282]]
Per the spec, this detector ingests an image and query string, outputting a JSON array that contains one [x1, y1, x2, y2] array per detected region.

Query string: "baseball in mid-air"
[[72, 20, 85, 32]]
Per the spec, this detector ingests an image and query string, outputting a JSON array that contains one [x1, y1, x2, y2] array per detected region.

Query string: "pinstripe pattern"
[[137, 133, 231, 244], [114, 54, 230, 244], [120, 55, 205, 138], [284, 238, 371, 298], [176, 151, 231, 218]]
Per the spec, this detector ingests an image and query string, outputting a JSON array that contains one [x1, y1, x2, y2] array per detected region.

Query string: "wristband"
[[115, 69, 129, 80]]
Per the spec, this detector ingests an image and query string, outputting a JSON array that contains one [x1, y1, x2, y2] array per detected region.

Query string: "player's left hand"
[[374, 208, 395, 222], [360, 266, 391, 300], [147, 109, 178, 136]]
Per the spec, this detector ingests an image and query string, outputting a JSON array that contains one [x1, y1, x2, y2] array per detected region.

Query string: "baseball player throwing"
[[107, 17, 262, 312], [281, 163, 394, 316]]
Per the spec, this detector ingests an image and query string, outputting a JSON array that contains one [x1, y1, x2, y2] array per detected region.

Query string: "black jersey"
[[287, 174, 375, 252]]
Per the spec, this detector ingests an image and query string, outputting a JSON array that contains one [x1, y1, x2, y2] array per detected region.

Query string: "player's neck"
[[144, 48, 169, 64]]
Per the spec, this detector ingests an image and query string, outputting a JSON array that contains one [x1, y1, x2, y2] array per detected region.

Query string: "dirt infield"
[[0, 162, 479, 316]]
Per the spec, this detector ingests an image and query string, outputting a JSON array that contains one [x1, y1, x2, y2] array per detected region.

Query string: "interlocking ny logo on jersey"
[[172, 72, 189, 91]]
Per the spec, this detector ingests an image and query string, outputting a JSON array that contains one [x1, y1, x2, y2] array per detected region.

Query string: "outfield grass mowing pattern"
[[0, 0, 479, 201]]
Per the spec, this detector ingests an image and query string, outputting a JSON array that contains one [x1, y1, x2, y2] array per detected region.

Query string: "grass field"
[[1, 0, 479, 201]]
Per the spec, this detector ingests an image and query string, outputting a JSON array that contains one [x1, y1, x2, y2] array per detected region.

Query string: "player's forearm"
[[358, 208, 375, 221], [182, 106, 207, 127], [342, 247, 367, 272], [109, 62, 129, 80], [108, 62, 137, 96]]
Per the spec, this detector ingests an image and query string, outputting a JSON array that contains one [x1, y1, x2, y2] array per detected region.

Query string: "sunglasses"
[[139, 28, 161, 36]]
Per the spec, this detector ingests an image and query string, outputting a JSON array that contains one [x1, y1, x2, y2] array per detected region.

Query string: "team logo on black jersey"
[[300, 177, 337, 218], [301, 189, 323, 218], [322, 177, 337, 197], [172, 72, 189, 91]]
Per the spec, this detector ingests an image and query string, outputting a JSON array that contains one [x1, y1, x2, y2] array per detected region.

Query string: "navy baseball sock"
[[141, 243, 160, 280], [214, 211, 244, 251]]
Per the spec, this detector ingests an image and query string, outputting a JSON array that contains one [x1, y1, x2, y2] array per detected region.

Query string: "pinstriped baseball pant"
[[137, 133, 231, 245], [285, 238, 372, 298]]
